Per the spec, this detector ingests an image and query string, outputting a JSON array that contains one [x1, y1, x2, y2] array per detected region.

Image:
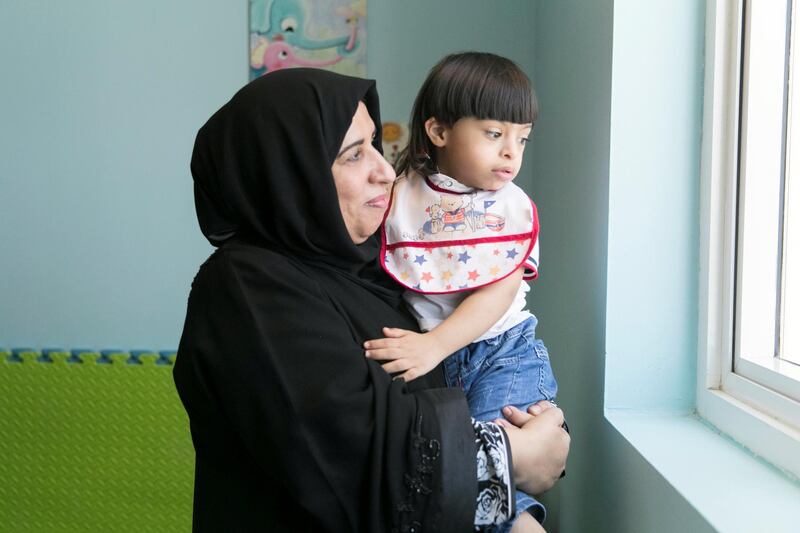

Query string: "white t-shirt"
[[403, 281, 535, 342]]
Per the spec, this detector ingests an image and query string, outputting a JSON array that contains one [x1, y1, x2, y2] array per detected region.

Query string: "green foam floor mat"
[[0, 350, 193, 532]]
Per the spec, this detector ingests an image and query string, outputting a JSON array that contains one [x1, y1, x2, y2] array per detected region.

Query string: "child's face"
[[429, 117, 532, 191]]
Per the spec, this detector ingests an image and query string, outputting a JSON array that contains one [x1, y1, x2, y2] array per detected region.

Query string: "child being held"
[[364, 52, 561, 533]]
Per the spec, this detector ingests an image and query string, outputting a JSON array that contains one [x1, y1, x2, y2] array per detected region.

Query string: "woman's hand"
[[363, 327, 448, 382], [494, 403, 569, 495]]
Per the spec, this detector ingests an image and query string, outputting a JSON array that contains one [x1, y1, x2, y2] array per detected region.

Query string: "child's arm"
[[364, 267, 524, 381]]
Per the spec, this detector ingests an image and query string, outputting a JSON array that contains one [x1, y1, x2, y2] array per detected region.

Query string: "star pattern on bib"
[[385, 238, 533, 293]]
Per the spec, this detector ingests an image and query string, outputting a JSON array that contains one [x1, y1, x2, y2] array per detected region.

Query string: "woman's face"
[[331, 102, 396, 244]]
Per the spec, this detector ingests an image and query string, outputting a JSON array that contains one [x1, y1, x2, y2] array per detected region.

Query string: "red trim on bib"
[[380, 176, 540, 294], [385, 232, 533, 250]]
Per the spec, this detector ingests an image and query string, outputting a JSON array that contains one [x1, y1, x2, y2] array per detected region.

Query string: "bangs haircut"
[[396, 52, 538, 177], [430, 53, 536, 126]]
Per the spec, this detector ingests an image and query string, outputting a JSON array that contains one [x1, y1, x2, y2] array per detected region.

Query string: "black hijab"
[[191, 67, 384, 271]]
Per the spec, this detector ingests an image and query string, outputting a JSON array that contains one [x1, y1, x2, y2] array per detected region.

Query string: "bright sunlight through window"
[[736, 0, 800, 400]]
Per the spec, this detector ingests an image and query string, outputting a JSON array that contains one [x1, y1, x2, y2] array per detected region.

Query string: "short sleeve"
[[522, 236, 539, 281]]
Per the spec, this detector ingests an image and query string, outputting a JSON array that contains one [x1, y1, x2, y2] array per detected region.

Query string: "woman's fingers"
[[528, 400, 557, 416], [502, 405, 534, 427], [503, 403, 564, 428], [534, 405, 565, 428], [492, 417, 512, 429]]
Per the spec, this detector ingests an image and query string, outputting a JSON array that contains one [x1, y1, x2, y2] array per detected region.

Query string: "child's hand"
[[363, 327, 447, 382]]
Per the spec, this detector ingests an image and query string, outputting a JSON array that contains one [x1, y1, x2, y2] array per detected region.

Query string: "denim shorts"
[[443, 317, 557, 530]]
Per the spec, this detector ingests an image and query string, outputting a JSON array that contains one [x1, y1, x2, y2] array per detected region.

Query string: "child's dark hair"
[[395, 51, 538, 177]]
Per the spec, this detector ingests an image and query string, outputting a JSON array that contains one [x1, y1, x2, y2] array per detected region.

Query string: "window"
[[698, 0, 800, 478]]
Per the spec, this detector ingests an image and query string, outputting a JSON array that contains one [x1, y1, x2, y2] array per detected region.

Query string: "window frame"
[[697, 0, 800, 479]]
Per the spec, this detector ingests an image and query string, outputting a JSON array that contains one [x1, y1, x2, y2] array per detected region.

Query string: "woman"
[[174, 68, 568, 532]]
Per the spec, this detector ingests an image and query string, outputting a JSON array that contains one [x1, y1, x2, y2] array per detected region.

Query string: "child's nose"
[[501, 142, 521, 159]]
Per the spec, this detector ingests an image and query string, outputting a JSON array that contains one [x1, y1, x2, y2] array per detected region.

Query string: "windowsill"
[[605, 409, 800, 533]]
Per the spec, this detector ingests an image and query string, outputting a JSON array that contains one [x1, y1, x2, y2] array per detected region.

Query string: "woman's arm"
[[472, 404, 570, 526], [364, 267, 523, 381]]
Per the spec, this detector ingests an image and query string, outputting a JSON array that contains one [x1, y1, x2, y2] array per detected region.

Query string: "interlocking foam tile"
[[0, 350, 193, 532]]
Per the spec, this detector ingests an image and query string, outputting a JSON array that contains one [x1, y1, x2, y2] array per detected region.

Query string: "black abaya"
[[174, 69, 478, 532]]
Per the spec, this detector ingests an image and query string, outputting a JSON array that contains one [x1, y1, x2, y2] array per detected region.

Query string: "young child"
[[364, 52, 558, 533]]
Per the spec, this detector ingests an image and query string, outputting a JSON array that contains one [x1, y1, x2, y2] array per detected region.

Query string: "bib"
[[380, 173, 539, 294]]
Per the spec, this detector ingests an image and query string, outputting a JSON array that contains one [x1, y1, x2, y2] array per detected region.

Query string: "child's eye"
[[520, 137, 530, 145], [486, 130, 502, 139]]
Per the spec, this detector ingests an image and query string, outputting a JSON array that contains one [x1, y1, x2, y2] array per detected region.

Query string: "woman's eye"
[[345, 149, 362, 162]]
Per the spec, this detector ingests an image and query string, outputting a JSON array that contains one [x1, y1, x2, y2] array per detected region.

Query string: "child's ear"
[[424, 117, 449, 148]]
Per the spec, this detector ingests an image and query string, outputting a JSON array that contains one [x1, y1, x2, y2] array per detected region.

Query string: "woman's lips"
[[366, 194, 389, 208]]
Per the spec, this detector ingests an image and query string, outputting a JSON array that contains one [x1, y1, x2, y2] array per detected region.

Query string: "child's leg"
[[450, 318, 555, 532], [462, 318, 557, 421], [510, 511, 546, 533]]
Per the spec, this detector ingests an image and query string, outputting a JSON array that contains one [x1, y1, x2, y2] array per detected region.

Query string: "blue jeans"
[[443, 317, 557, 530]]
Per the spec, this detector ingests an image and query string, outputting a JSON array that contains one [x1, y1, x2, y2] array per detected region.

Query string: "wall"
[[532, 1, 713, 531], [0, 0, 537, 351], [529, 1, 613, 528], [604, 1, 702, 411], [0, 0, 245, 350]]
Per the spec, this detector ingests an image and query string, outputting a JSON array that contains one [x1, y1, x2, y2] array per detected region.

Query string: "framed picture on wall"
[[249, 0, 366, 80]]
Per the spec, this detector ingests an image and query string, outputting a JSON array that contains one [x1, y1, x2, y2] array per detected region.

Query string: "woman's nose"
[[369, 148, 396, 183]]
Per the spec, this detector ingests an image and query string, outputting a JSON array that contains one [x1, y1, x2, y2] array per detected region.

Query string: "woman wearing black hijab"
[[174, 68, 568, 532]]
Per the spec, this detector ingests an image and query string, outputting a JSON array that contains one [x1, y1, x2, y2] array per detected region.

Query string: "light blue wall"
[[529, 1, 613, 527], [605, 1, 703, 412], [0, 1, 536, 350], [0, 1, 246, 349], [532, 1, 712, 531]]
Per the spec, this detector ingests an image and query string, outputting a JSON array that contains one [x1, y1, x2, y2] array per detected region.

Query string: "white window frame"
[[698, 0, 800, 479]]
